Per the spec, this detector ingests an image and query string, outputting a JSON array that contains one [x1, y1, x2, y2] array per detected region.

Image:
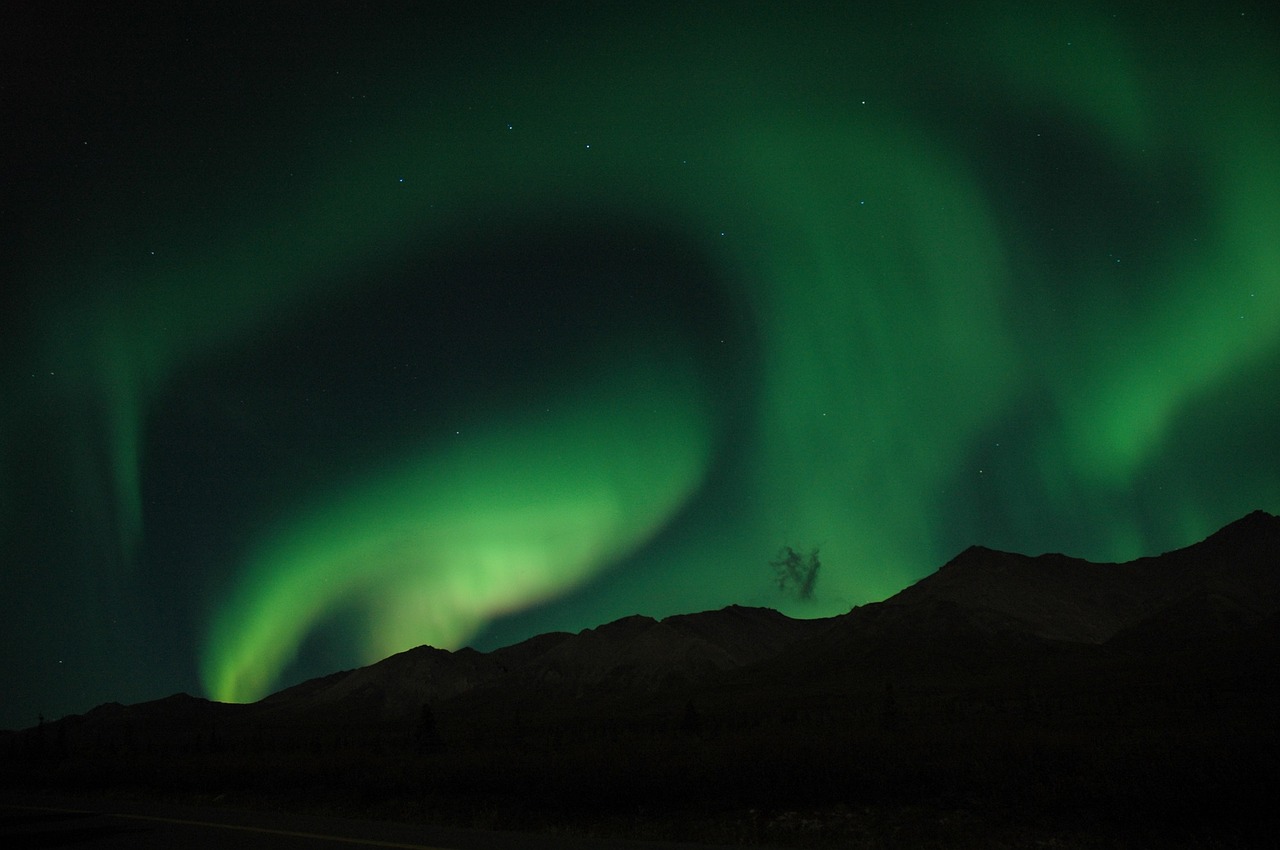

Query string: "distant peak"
[[940, 544, 1011, 570], [1202, 509, 1280, 545], [661, 604, 787, 624], [589, 613, 658, 637]]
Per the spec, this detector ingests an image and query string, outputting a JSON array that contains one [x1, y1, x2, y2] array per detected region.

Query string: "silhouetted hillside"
[[5, 511, 1278, 848]]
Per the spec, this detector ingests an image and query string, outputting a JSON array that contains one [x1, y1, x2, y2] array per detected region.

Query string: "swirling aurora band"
[[3, 2, 1278, 710]]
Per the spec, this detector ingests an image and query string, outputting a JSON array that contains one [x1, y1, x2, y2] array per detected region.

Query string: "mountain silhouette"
[[8, 510, 1279, 739], [5, 511, 1278, 846]]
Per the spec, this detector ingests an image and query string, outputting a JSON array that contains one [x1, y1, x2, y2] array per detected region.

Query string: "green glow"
[[720, 119, 1019, 606], [8, 3, 1279, 705], [205, 355, 711, 702], [1040, 28, 1280, 488]]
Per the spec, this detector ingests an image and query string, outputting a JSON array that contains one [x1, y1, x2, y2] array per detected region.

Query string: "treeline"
[[4, 639, 1277, 847]]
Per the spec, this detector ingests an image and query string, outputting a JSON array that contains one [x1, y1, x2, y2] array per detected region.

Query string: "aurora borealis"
[[3, 2, 1279, 726]]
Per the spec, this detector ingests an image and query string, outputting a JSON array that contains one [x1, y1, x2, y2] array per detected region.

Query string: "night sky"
[[4, 2, 1279, 728]]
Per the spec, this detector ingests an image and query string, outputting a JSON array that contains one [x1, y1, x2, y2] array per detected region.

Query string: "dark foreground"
[[1, 793, 765, 849], [5, 515, 1279, 847], [5, 643, 1278, 848], [4, 654, 1276, 850]]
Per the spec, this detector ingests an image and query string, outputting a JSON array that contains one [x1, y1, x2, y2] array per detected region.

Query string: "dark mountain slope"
[[865, 508, 1279, 643], [9, 510, 1278, 766], [7, 512, 1278, 849]]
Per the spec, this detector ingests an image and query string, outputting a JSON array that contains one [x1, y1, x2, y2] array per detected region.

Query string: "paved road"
[[1, 794, 766, 849]]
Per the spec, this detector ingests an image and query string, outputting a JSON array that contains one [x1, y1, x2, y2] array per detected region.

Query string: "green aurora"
[[3, 2, 1278, 715]]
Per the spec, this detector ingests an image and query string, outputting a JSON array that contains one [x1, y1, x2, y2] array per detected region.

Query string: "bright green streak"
[[983, 6, 1280, 492], [12, 3, 1280, 701], [206, 356, 710, 703], [714, 119, 1018, 607]]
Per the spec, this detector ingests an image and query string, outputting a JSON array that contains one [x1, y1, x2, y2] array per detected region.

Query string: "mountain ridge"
[[6, 511, 1278, 848], [7, 510, 1277, 741]]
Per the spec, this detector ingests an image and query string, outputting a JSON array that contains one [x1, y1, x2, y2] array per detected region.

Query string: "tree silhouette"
[[880, 680, 902, 735], [770, 546, 820, 600], [680, 698, 703, 737], [415, 703, 444, 754]]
